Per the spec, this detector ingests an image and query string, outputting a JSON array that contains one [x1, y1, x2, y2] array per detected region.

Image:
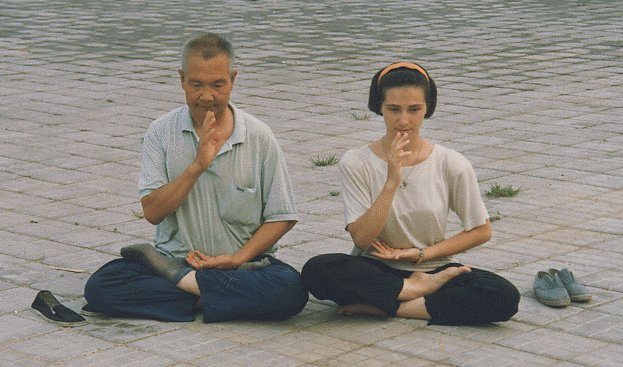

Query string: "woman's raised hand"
[[385, 132, 412, 189]]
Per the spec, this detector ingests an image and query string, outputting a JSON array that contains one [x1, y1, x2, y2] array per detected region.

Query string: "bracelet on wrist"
[[415, 248, 425, 264]]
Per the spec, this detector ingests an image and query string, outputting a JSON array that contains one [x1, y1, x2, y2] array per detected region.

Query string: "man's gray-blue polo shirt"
[[138, 104, 298, 257]]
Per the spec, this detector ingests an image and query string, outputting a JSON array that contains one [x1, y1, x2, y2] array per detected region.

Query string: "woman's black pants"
[[301, 253, 520, 326]]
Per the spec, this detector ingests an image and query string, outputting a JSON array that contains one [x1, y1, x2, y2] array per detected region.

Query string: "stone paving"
[[1, 0, 622, 365]]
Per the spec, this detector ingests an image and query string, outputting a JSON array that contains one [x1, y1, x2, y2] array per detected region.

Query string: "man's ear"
[[230, 69, 238, 84], [178, 69, 185, 85]]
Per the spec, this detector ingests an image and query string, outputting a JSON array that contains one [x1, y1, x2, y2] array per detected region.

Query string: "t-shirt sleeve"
[[447, 151, 489, 231], [137, 123, 168, 198], [260, 132, 299, 223], [339, 150, 373, 228]]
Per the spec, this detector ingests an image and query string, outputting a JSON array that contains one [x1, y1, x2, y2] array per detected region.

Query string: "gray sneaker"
[[533, 271, 570, 307], [549, 268, 592, 302]]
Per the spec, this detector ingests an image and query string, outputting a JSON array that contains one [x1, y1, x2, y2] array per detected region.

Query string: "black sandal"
[[31, 290, 87, 327]]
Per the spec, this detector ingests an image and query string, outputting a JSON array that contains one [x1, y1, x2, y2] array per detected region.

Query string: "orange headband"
[[377, 62, 429, 85]]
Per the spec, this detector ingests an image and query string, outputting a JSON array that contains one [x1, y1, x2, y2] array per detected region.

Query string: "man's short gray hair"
[[181, 33, 235, 72]]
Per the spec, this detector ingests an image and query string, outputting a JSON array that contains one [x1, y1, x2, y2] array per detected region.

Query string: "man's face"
[[179, 52, 237, 126]]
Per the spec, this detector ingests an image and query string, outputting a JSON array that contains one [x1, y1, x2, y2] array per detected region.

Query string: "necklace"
[[383, 139, 425, 189]]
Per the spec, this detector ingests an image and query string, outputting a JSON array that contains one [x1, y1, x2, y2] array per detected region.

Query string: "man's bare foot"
[[399, 266, 471, 301], [121, 243, 189, 283], [337, 304, 386, 317]]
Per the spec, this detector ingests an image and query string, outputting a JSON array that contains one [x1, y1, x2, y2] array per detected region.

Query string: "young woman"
[[301, 62, 520, 325]]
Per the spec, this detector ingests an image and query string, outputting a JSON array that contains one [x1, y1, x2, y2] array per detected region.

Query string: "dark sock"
[[121, 243, 191, 283]]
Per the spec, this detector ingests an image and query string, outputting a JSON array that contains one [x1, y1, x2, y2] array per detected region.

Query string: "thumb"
[[208, 130, 221, 145]]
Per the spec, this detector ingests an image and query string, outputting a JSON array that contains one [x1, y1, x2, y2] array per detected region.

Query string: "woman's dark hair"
[[368, 62, 437, 118]]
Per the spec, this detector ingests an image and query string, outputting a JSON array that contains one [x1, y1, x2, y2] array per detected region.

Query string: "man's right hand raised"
[[193, 111, 222, 171]]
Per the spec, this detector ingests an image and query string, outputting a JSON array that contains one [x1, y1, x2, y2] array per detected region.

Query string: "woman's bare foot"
[[337, 303, 386, 317], [399, 266, 471, 301]]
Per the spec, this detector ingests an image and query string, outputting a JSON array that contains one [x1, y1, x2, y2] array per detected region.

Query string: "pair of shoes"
[[549, 268, 592, 302], [80, 304, 108, 318], [31, 291, 87, 327], [533, 268, 591, 307]]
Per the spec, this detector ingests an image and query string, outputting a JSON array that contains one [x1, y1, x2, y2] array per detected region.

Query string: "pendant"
[[399, 181, 407, 189]]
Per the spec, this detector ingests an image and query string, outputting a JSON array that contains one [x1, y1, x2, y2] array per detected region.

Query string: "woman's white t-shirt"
[[340, 143, 489, 272]]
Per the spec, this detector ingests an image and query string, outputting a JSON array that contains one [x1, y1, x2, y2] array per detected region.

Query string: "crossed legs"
[[335, 263, 470, 319], [301, 253, 518, 325], [85, 243, 308, 323]]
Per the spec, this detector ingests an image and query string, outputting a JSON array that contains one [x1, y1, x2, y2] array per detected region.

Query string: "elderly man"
[[83, 33, 308, 323]]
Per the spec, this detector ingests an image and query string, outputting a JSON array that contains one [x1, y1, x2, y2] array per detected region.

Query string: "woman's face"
[[380, 86, 427, 139]]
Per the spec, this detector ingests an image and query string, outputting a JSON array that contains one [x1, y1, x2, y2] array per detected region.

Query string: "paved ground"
[[1, 0, 622, 366]]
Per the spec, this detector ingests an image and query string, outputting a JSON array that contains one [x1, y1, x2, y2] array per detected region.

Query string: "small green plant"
[[489, 211, 502, 222], [485, 183, 521, 198], [351, 112, 371, 121], [310, 154, 339, 167], [329, 190, 340, 197]]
